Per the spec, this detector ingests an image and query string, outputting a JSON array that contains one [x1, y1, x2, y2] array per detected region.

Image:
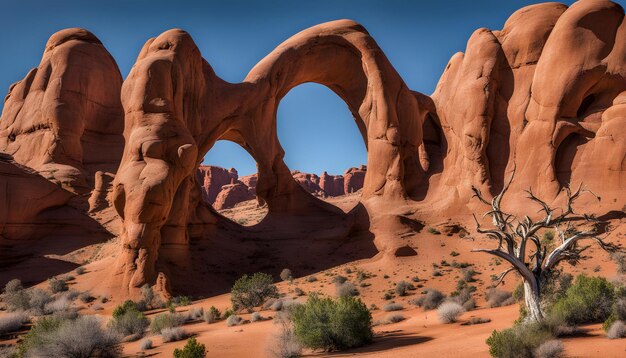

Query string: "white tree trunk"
[[523, 280, 544, 322]]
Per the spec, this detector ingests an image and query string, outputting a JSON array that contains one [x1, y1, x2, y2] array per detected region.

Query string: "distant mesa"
[[196, 165, 367, 210]]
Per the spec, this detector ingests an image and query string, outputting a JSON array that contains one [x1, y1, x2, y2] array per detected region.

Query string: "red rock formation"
[[291, 171, 323, 196], [344, 166, 367, 194], [0, 28, 124, 195], [319, 171, 345, 197], [196, 166, 238, 204], [213, 182, 256, 210], [429, 0, 626, 211], [107, 3, 625, 293]]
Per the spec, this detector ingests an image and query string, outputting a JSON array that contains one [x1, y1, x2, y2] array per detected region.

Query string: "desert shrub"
[[463, 298, 476, 311], [294, 287, 304, 296], [169, 296, 191, 308], [273, 300, 302, 325], [162, 327, 188, 342], [534, 340, 564, 358], [356, 270, 370, 282], [227, 315, 243, 327], [174, 337, 206, 358], [19, 315, 121, 358], [270, 300, 284, 311], [28, 289, 53, 315], [43, 296, 72, 315], [612, 253, 626, 275], [112, 300, 140, 319], [204, 306, 221, 323], [292, 295, 372, 351], [616, 298, 626, 320], [395, 281, 411, 296], [335, 282, 359, 297], [486, 289, 515, 308], [4, 279, 23, 294], [450, 287, 474, 308], [550, 275, 615, 325], [462, 317, 491, 325], [607, 321, 626, 339], [438, 302, 465, 323], [231, 273, 279, 311], [382, 313, 405, 324], [462, 269, 478, 282], [280, 269, 293, 282], [428, 227, 441, 235], [0, 311, 29, 334], [139, 338, 152, 350], [189, 307, 204, 320], [332, 275, 348, 285], [267, 324, 302, 358], [79, 291, 95, 303], [0, 345, 16, 357], [150, 312, 187, 334], [223, 308, 235, 318], [251, 312, 264, 322], [1, 280, 30, 312], [413, 289, 446, 310], [486, 322, 553, 358], [382, 302, 403, 311], [141, 284, 160, 309], [48, 278, 68, 293], [306, 276, 317, 283], [76, 267, 86, 275], [109, 307, 149, 339]]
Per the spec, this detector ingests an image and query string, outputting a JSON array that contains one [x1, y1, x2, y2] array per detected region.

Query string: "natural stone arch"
[[111, 20, 428, 293]]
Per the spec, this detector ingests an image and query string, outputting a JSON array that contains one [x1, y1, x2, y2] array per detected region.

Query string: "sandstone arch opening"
[[276, 83, 368, 213], [199, 140, 268, 226]]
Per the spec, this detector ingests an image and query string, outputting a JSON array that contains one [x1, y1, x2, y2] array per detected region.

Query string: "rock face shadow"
[[156, 202, 376, 297]]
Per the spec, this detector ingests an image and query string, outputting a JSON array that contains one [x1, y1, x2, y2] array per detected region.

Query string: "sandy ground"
[[1, 193, 625, 357]]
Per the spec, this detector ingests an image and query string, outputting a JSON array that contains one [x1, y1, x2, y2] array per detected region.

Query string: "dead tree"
[[471, 171, 620, 322]]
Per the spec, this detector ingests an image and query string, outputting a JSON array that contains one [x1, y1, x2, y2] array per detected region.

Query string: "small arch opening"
[[199, 140, 267, 226]]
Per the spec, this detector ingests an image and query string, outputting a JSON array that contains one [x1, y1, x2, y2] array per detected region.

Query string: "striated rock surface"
[[196, 166, 238, 204], [344, 165, 367, 194], [108, 2, 625, 293], [319, 171, 345, 197], [0, 28, 124, 194]]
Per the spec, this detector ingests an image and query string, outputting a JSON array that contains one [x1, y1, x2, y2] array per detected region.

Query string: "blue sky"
[[0, 0, 599, 175]]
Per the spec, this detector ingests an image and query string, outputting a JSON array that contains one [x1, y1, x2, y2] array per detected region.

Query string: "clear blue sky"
[[1, 0, 600, 176]]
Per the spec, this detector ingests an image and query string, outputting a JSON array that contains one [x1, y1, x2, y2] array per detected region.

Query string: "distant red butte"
[[196, 165, 367, 209]]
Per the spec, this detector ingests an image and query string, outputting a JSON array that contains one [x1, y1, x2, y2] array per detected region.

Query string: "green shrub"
[[112, 300, 140, 319], [395, 281, 411, 296], [550, 275, 615, 325], [292, 294, 372, 351], [150, 312, 187, 334], [109, 303, 149, 338], [48, 278, 68, 293], [173, 337, 206, 358], [204, 306, 221, 323], [486, 322, 553, 358], [231, 273, 279, 311], [17, 315, 120, 358]]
